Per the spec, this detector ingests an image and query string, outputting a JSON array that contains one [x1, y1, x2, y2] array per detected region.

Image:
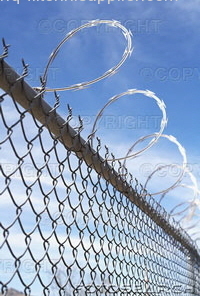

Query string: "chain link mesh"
[[0, 58, 200, 296]]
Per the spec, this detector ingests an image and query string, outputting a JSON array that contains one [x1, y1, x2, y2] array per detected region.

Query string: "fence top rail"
[[0, 58, 199, 259]]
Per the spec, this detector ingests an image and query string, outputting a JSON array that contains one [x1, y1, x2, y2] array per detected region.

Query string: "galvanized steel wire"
[[0, 37, 200, 296]]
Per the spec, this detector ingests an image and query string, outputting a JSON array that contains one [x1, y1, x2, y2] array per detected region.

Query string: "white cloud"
[[175, 0, 200, 12]]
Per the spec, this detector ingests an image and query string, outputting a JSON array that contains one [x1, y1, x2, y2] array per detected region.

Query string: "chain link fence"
[[0, 55, 200, 296]]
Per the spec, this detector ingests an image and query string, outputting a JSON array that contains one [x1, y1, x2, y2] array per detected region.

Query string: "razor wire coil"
[[0, 21, 200, 296]]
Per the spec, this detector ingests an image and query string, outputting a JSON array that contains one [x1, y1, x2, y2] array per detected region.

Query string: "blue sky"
[[1, 0, 200, 239], [2, 0, 199, 212], [1, 0, 199, 150], [1, 0, 200, 293]]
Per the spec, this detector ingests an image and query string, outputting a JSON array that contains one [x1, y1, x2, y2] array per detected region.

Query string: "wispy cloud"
[[174, 0, 200, 12]]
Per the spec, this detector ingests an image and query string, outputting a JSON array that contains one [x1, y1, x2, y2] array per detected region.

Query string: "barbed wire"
[[1, 20, 200, 295], [2, 18, 200, 237], [3, 17, 200, 236], [90, 89, 167, 160], [35, 20, 133, 92]]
